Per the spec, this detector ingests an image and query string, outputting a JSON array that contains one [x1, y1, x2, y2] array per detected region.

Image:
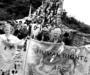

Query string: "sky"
[[63, 0, 90, 25]]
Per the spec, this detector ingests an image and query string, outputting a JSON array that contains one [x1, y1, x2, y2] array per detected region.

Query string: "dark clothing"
[[36, 31, 50, 41]]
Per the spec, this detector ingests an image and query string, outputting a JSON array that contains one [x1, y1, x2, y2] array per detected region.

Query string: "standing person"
[[0, 22, 25, 75], [49, 28, 63, 43], [49, 28, 65, 62]]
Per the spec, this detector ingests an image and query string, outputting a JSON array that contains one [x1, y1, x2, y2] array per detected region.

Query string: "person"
[[0, 22, 25, 74], [49, 27, 63, 43], [49, 28, 65, 62]]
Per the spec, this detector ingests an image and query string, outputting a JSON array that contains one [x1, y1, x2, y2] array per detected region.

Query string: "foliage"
[[0, 0, 90, 34], [0, 0, 41, 20], [61, 11, 90, 34]]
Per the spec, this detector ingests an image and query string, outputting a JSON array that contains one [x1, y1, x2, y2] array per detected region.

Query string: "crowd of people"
[[0, 0, 89, 75], [0, 0, 69, 42], [0, 0, 70, 74]]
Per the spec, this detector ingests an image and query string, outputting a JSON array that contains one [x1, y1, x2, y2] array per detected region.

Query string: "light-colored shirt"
[[0, 34, 25, 66], [0, 34, 21, 44]]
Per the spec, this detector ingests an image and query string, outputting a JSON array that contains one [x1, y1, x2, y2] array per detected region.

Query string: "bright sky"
[[63, 0, 90, 25]]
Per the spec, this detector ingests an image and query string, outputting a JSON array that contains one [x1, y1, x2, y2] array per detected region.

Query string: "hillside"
[[61, 11, 90, 34], [0, 0, 90, 34]]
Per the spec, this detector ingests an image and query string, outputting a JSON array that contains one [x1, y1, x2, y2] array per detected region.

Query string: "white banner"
[[24, 39, 90, 75]]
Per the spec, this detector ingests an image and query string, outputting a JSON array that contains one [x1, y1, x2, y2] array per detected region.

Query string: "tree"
[[0, 0, 42, 20]]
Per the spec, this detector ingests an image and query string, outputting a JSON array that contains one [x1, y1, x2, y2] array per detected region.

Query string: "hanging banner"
[[74, 45, 90, 75], [24, 39, 90, 75]]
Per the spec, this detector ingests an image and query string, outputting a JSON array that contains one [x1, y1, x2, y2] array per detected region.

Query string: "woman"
[[49, 28, 65, 62], [0, 22, 25, 74], [49, 28, 63, 43]]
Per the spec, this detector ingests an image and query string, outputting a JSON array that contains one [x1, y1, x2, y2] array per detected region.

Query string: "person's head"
[[50, 28, 62, 40], [4, 22, 14, 34], [19, 21, 22, 25], [57, 8, 62, 14]]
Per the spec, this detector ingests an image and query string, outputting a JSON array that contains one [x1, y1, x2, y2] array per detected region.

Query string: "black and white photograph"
[[0, 0, 90, 75]]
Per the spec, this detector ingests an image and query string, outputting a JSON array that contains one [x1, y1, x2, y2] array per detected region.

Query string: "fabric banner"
[[25, 39, 65, 75], [25, 39, 90, 75], [0, 37, 24, 73], [74, 45, 90, 75], [0, 37, 90, 75]]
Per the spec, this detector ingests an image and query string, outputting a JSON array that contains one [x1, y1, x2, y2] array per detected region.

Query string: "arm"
[[6, 35, 26, 49], [15, 39, 25, 46]]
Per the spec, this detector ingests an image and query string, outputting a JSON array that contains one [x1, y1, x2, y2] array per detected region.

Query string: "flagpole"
[[28, 0, 32, 17], [23, 1, 32, 75], [23, 38, 31, 75]]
